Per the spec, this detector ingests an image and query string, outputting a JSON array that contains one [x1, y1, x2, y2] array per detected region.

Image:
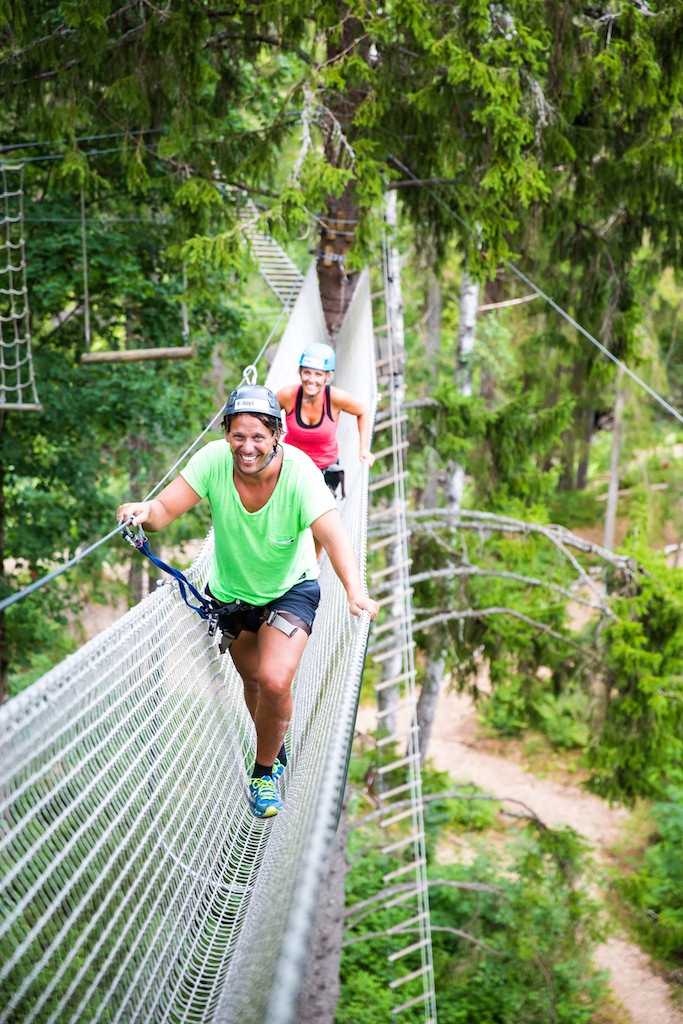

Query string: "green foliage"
[[618, 787, 683, 961], [587, 552, 683, 805], [420, 381, 573, 508], [547, 488, 605, 529], [0, 172, 250, 685], [483, 676, 591, 749], [422, 765, 497, 835], [428, 830, 606, 1023], [6, 589, 79, 696], [343, 766, 607, 1024]]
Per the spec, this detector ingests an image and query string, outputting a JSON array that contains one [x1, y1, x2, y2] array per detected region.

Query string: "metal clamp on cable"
[[118, 522, 147, 550]]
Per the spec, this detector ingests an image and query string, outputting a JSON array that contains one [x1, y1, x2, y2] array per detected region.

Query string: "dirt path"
[[357, 689, 683, 1024]]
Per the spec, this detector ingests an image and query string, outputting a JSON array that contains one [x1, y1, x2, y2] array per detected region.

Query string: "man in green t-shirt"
[[117, 383, 379, 819]]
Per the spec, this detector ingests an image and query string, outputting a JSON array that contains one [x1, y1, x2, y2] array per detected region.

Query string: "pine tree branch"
[[204, 30, 314, 64], [0, 26, 76, 69], [0, 1, 140, 69]]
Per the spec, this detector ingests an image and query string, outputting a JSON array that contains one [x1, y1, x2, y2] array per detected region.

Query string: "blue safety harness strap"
[[119, 522, 290, 647], [119, 522, 218, 628]]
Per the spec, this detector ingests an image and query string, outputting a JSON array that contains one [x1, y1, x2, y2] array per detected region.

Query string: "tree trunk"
[[480, 275, 504, 407], [316, 8, 368, 338], [418, 274, 478, 763], [559, 361, 589, 490], [128, 553, 145, 606], [295, 788, 349, 1023], [422, 271, 442, 510], [447, 273, 479, 511], [604, 365, 625, 551], [376, 531, 402, 737], [416, 652, 445, 763], [575, 404, 595, 490], [317, 184, 360, 340]]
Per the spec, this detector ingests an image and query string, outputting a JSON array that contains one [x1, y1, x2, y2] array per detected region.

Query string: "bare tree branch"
[[369, 604, 595, 658], [372, 565, 611, 619], [478, 293, 538, 311], [342, 924, 505, 956], [351, 789, 545, 829], [401, 508, 636, 574], [389, 177, 461, 190], [345, 878, 506, 925]]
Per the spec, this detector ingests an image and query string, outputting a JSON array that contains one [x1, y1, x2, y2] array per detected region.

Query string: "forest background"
[[1, 1, 683, 1021]]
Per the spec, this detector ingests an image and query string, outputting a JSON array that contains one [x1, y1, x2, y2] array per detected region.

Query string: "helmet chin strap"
[[252, 441, 281, 475]]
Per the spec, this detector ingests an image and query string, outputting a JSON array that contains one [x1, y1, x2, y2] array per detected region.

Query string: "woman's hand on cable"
[[348, 592, 380, 621], [117, 500, 153, 527], [359, 448, 375, 468]]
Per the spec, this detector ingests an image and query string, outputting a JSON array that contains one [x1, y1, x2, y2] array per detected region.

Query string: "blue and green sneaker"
[[248, 776, 283, 818]]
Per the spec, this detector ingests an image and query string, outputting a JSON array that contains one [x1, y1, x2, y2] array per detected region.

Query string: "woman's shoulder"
[[329, 385, 365, 414], [276, 383, 299, 411]]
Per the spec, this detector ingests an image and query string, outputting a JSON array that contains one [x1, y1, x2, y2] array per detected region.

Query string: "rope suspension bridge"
[[0, 257, 426, 1024], [0, 162, 444, 1018], [3, 146, 681, 1024]]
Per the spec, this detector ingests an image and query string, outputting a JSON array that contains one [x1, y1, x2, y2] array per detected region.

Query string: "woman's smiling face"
[[299, 366, 330, 396]]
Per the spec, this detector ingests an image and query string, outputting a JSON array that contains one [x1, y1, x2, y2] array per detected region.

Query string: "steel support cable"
[[388, 154, 683, 428], [0, 118, 301, 160], [0, 267, 303, 615]]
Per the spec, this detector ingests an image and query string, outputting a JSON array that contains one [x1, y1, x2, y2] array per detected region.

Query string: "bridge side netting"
[[0, 264, 376, 1024]]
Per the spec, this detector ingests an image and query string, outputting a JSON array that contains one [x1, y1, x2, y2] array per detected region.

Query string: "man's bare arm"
[[311, 509, 380, 620], [116, 476, 201, 532]]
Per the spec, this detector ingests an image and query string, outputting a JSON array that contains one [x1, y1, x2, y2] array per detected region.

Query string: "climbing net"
[[0, 265, 376, 1024], [0, 164, 40, 411]]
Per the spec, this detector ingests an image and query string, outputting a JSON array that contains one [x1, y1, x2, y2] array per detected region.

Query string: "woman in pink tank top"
[[276, 342, 375, 484]]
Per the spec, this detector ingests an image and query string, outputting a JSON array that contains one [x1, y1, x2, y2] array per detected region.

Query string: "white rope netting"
[[0, 164, 40, 411], [0, 265, 376, 1024]]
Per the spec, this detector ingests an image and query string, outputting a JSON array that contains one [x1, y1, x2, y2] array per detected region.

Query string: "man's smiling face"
[[226, 414, 279, 477]]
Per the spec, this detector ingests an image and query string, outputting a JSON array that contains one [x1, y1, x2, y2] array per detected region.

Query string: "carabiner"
[[118, 521, 147, 550]]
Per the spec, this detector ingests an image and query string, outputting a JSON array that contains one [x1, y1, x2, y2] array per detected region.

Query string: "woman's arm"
[[117, 476, 201, 532], [330, 387, 375, 466]]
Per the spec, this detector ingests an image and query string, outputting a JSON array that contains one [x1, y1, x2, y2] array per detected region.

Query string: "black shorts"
[[207, 578, 321, 643], [322, 463, 345, 498]]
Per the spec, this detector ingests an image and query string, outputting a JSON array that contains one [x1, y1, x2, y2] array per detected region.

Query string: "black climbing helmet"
[[222, 384, 282, 432]]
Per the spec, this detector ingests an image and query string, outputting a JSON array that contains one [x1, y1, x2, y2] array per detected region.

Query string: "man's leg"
[[231, 623, 309, 768], [230, 630, 261, 723]]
